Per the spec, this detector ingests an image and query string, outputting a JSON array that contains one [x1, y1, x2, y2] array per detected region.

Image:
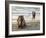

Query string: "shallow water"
[[12, 22, 40, 31]]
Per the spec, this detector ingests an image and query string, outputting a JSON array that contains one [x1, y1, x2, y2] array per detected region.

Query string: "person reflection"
[[17, 16, 26, 29], [32, 11, 36, 19]]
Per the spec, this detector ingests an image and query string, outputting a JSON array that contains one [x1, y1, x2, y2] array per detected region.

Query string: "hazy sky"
[[12, 6, 40, 16]]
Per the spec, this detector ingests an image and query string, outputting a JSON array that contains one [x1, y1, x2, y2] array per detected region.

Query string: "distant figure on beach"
[[32, 11, 36, 19], [17, 16, 26, 29]]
